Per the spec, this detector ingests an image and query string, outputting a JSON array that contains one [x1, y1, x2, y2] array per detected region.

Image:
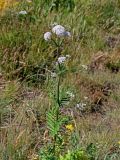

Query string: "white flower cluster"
[[57, 54, 71, 64], [44, 32, 52, 41], [19, 11, 27, 15], [76, 103, 87, 111], [52, 25, 71, 37], [58, 56, 66, 64], [52, 25, 65, 37], [44, 24, 71, 41]]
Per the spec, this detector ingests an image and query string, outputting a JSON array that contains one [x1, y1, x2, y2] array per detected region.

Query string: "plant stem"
[[53, 63, 61, 157]]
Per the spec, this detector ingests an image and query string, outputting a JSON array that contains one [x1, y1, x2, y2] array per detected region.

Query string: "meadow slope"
[[0, 0, 120, 159]]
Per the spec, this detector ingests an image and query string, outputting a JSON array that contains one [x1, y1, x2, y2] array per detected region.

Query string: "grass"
[[0, 0, 120, 159]]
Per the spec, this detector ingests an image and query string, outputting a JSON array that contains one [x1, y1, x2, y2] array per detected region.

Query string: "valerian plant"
[[39, 25, 72, 159], [40, 24, 99, 160]]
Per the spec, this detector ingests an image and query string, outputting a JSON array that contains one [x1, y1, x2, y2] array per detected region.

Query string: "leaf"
[[60, 97, 70, 106], [46, 107, 60, 137]]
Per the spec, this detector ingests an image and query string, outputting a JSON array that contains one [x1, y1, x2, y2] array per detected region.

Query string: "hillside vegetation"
[[0, 0, 120, 159]]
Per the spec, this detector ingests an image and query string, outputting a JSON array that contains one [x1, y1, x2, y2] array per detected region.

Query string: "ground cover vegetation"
[[0, 0, 120, 159]]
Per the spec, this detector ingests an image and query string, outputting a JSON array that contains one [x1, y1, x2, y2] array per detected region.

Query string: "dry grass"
[[0, 0, 120, 159]]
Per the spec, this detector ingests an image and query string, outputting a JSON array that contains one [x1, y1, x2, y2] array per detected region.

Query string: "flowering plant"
[[39, 24, 73, 159], [44, 24, 71, 61]]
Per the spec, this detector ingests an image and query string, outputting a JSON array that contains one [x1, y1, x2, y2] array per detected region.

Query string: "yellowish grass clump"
[[0, 0, 18, 12]]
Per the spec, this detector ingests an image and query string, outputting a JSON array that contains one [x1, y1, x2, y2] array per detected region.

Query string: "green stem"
[[51, 38, 59, 47], [57, 74, 61, 107], [53, 63, 61, 157]]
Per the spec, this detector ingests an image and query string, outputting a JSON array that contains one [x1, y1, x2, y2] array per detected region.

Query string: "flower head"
[[52, 25, 66, 37], [66, 124, 74, 131], [58, 56, 66, 64], [118, 141, 120, 145], [44, 32, 52, 41], [19, 10, 27, 15]]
